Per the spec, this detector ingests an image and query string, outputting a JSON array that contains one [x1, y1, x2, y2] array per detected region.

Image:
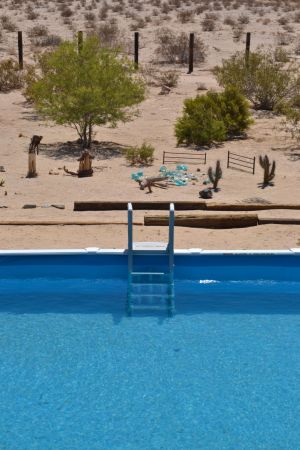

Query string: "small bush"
[[202, 18, 216, 31], [92, 19, 128, 50], [0, 15, 16, 32], [0, 59, 23, 92], [32, 34, 62, 48], [214, 50, 300, 111], [125, 142, 155, 165], [155, 27, 206, 64], [175, 87, 252, 147], [28, 25, 49, 38], [159, 70, 179, 87]]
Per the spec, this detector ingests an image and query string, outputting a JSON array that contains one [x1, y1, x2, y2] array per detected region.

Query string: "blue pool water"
[[0, 253, 300, 449]]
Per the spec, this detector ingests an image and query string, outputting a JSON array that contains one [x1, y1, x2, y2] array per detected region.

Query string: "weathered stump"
[[27, 152, 37, 178], [78, 150, 94, 177], [26, 135, 43, 178]]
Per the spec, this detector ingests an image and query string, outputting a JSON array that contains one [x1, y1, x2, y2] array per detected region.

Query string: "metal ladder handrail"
[[128, 202, 133, 273], [168, 203, 175, 273], [127, 202, 175, 265]]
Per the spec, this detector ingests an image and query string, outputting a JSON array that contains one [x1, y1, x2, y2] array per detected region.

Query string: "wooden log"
[[0, 220, 143, 226], [138, 176, 168, 193], [258, 217, 300, 225], [73, 201, 300, 212], [207, 203, 300, 211], [27, 153, 37, 178], [144, 213, 259, 228], [74, 201, 207, 211]]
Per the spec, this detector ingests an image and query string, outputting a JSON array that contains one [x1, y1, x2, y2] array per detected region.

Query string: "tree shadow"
[[39, 140, 126, 161]]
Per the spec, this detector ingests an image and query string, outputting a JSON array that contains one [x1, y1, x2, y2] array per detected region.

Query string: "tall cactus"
[[208, 160, 222, 191], [259, 155, 276, 187]]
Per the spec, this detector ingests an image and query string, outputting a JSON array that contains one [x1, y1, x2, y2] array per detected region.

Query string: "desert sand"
[[0, 0, 300, 249]]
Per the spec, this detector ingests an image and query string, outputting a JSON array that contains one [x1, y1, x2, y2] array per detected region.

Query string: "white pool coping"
[[0, 248, 299, 256]]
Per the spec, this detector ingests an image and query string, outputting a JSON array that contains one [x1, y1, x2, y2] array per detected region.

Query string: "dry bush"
[[224, 16, 236, 26], [278, 15, 289, 25], [155, 27, 207, 64], [294, 38, 300, 55], [233, 24, 245, 41], [238, 14, 250, 24], [202, 18, 216, 31], [159, 69, 179, 87], [28, 25, 49, 38], [60, 7, 73, 17], [32, 34, 62, 48], [177, 9, 193, 23], [276, 32, 292, 46], [90, 19, 129, 51], [0, 59, 23, 92], [0, 15, 16, 32], [26, 6, 39, 20]]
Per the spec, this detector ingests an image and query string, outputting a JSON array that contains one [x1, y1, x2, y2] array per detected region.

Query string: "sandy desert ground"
[[0, 0, 300, 249]]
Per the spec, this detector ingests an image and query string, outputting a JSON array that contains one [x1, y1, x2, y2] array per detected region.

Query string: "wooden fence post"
[[253, 156, 256, 175], [78, 31, 83, 53], [134, 32, 139, 67], [245, 32, 251, 64], [188, 33, 194, 74], [18, 31, 23, 70], [227, 151, 230, 168]]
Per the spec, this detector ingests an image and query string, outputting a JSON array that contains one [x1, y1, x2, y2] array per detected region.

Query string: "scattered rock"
[[0, 166, 5, 172], [0, 206, 8, 208], [199, 188, 213, 199], [22, 204, 37, 209], [49, 169, 59, 175], [159, 85, 171, 95]]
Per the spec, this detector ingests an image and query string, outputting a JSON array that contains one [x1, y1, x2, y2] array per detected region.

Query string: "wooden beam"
[[206, 203, 300, 211], [144, 214, 259, 228], [74, 201, 300, 212], [258, 217, 300, 225], [74, 201, 207, 211], [0, 221, 143, 226]]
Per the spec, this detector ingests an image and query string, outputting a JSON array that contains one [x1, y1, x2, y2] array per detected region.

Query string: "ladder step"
[[130, 305, 170, 311], [130, 272, 171, 284], [130, 294, 173, 300]]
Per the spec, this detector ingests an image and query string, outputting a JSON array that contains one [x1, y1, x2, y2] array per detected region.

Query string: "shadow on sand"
[[38, 140, 127, 161]]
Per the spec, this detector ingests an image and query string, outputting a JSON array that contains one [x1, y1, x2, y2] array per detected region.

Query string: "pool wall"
[[0, 249, 299, 281]]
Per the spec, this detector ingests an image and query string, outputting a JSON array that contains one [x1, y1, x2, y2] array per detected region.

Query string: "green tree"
[[26, 36, 145, 148], [214, 50, 300, 111]]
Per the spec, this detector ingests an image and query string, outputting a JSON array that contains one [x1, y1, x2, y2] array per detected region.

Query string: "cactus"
[[259, 155, 276, 187], [208, 160, 222, 191]]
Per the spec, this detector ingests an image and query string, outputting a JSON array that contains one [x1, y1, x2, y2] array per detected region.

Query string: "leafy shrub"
[[0, 59, 23, 92], [125, 143, 154, 165], [175, 87, 252, 146], [214, 50, 300, 111], [155, 27, 206, 64]]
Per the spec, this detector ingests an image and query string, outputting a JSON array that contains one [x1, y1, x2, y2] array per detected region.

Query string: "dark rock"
[[199, 188, 213, 199]]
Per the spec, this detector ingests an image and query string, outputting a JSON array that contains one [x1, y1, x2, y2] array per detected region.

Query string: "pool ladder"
[[127, 203, 175, 316]]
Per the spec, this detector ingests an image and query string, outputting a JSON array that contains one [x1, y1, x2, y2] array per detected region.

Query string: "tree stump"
[[77, 149, 94, 177], [26, 135, 43, 178], [27, 153, 37, 178]]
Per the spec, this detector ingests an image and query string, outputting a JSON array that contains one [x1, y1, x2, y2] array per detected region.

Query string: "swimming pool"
[[0, 249, 299, 449]]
